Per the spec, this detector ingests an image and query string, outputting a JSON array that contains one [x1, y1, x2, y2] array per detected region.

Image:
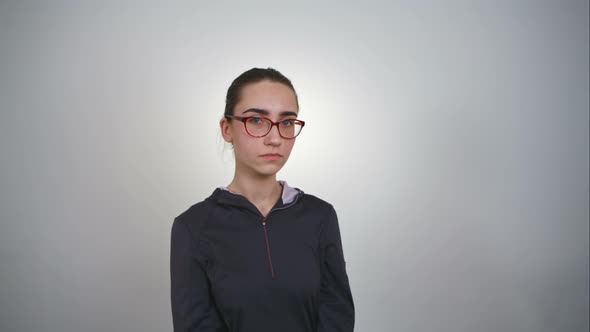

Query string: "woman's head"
[[220, 68, 302, 179], [224, 67, 299, 118]]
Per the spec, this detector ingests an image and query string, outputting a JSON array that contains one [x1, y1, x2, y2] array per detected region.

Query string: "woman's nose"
[[264, 124, 282, 145]]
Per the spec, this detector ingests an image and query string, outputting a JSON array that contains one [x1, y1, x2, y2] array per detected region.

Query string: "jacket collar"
[[209, 180, 303, 211]]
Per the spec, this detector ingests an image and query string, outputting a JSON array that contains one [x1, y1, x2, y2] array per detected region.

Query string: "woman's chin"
[[255, 163, 285, 177]]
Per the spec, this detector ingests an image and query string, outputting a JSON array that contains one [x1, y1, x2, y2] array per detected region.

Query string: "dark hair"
[[224, 67, 299, 118]]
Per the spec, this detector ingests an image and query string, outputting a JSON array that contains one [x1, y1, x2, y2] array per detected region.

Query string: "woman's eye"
[[281, 119, 294, 127], [249, 117, 262, 124]]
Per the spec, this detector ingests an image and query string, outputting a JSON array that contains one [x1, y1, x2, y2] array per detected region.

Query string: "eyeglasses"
[[225, 115, 305, 139]]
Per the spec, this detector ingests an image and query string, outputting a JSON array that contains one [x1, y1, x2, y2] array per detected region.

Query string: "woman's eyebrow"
[[242, 108, 298, 117], [280, 111, 298, 117], [242, 108, 269, 115]]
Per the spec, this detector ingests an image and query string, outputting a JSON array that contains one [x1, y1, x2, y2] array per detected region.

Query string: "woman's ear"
[[220, 117, 233, 143]]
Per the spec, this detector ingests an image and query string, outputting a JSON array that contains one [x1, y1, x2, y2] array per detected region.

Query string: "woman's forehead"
[[237, 81, 298, 114]]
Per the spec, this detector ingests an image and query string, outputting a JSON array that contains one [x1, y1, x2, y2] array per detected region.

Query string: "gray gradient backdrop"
[[1, 1, 588, 331]]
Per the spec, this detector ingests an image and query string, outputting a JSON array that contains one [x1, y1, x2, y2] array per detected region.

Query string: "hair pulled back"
[[224, 67, 299, 118]]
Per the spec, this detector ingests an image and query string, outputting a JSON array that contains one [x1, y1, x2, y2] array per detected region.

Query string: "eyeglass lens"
[[245, 118, 302, 138]]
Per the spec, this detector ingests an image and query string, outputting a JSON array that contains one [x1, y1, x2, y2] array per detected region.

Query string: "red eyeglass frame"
[[225, 115, 306, 139]]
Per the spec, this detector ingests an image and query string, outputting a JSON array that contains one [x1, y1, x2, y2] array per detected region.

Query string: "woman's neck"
[[226, 174, 282, 217]]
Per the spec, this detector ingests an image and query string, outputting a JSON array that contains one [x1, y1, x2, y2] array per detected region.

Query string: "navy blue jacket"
[[170, 182, 354, 331]]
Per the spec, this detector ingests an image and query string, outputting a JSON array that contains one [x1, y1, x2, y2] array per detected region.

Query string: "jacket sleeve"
[[170, 216, 226, 332], [317, 206, 355, 332]]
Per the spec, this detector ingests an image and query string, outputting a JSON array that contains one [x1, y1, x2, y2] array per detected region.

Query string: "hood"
[[208, 180, 304, 212]]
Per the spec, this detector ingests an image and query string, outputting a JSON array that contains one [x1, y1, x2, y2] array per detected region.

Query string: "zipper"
[[260, 192, 306, 279], [259, 194, 301, 280], [261, 216, 276, 279]]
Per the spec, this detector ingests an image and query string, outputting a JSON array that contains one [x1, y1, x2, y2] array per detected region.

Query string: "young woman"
[[170, 68, 355, 331]]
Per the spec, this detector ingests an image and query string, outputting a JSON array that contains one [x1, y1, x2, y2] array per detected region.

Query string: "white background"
[[1, 1, 588, 331]]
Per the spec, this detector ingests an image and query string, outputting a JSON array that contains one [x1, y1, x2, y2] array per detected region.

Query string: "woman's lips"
[[260, 153, 282, 160]]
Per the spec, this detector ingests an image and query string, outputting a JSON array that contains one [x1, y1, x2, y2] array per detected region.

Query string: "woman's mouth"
[[260, 153, 282, 161]]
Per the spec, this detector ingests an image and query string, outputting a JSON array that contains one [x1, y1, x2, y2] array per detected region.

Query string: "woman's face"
[[220, 80, 299, 178]]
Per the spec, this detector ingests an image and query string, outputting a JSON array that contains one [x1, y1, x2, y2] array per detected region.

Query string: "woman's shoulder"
[[296, 192, 337, 219], [280, 180, 334, 210], [299, 192, 334, 209], [173, 191, 219, 229]]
